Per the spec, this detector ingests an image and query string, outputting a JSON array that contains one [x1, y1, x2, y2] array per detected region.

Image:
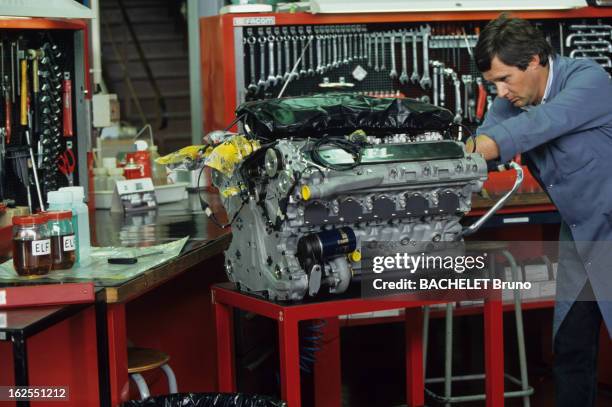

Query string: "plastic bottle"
[[47, 190, 81, 262], [46, 210, 76, 270], [149, 145, 166, 186], [93, 168, 109, 191], [58, 186, 91, 263], [107, 167, 126, 190]]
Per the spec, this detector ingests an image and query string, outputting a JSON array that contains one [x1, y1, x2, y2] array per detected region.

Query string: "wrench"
[[438, 63, 445, 107], [274, 28, 284, 83], [348, 29, 354, 62], [342, 29, 349, 64], [266, 34, 277, 87], [461, 75, 472, 120], [315, 28, 324, 74], [325, 28, 332, 70], [389, 33, 398, 79], [410, 31, 420, 84], [419, 27, 432, 89], [290, 29, 300, 80], [257, 36, 268, 91], [282, 27, 291, 81], [399, 32, 409, 84], [366, 33, 372, 67], [245, 34, 258, 94], [380, 34, 386, 71], [332, 28, 339, 68], [307, 27, 315, 76], [374, 33, 380, 72], [432, 62, 439, 106], [362, 31, 367, 59], [299, 37, 308, 76], [451, 72, 463, 123]]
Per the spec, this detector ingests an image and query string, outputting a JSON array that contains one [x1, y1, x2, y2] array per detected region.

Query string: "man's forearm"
[[466, 134, 500, 161]]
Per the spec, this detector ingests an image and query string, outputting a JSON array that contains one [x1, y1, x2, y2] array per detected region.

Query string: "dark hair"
[[475, 14, 554, 72]]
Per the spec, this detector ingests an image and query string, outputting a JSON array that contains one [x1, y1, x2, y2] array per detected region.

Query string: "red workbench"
[[212, 283, 505, 407]]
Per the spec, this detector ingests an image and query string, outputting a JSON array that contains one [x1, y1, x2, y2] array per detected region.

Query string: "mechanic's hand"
[[465, 134, 500, 161]]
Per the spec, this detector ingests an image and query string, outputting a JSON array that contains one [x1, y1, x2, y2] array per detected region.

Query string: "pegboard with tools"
[[201, 8, 612, 134], [0, 22, 88, 213], [237, 17, 611, 132]]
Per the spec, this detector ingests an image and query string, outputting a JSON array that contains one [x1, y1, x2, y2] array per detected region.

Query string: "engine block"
[[211, 136, 487, 301]]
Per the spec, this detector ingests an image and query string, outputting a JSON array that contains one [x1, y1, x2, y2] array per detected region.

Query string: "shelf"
[[340, 297, 555, 327], [224, 7, 612, 27], [0, 17, 87, 30]]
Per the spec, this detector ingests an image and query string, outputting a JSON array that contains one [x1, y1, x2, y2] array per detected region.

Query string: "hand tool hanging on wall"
[[419, 27, 431, 89], [274, 27, 284, 83], [7, 146, 32, 211], [475, 77, 487, 123], [57, 146, 75, 186], [62, 72, 73, 137], [27, 49, 43, 136], [41, 39, 67, 193], [20, 55, 45, 211], [398, 32, 408, 84]]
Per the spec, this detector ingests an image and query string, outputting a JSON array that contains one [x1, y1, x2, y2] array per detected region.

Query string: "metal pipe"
[[457, 162, 523, 239], [90, 0, 104, 92], [565, 32, 610, 48], [503, 250, 531, 407], [570, 48, 612, 58]]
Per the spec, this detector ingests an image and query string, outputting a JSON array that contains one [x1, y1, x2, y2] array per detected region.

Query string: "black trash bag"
[[122, 393, 286, 407], [236, 93, 454, 141]]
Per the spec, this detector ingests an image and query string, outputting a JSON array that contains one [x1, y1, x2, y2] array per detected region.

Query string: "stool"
[[423, 245, 534, 406], [128, 347, 178, 399]]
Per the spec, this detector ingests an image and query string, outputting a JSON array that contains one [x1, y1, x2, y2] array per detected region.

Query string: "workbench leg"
[[314, 318, 341, 407], [214, 301, 235, 392], [12, 333, 30, 407], [96, 301, 112, 407], [279, 316, 301, 407], [106, 303, 129, 406], [484, 297, 504, 407], [405, 307, 424, 407]]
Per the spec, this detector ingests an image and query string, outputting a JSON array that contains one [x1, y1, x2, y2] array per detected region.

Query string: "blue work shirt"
[[476, 55, 612, 337]]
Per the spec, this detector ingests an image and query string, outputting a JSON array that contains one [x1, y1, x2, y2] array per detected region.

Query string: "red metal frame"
[[0, 282, 95, 309], [212, 284, 505, 407]]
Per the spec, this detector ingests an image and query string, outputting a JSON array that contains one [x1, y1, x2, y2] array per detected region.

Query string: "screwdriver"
[[108, 251, 164, 265]]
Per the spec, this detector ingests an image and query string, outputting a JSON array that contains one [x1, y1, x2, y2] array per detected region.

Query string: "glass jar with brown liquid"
[[12, 214, 52, 276], [46, 210, 76, 270]]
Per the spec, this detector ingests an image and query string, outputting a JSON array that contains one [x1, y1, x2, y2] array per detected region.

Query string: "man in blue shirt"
[[470, 15, 612, 407]]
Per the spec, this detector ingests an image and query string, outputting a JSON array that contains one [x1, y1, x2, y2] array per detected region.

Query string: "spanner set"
[[240, 18, 610, 121]]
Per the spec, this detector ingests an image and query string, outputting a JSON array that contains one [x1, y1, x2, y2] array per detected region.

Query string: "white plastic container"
[[48, 190, 81, 261], [93, 168, 109, 192], [59, 186, 91, 263], [102, 157, 117, 171], [107, 167, 125, 191], [149, 145, 167, 186]]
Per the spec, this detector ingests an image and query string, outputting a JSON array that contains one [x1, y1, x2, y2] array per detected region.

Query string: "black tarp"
[[236, 93, 454, 141], [122, 393, 286, 407]]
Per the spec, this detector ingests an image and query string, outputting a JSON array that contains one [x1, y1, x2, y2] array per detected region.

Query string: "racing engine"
[[206, 94, 489, 301]]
